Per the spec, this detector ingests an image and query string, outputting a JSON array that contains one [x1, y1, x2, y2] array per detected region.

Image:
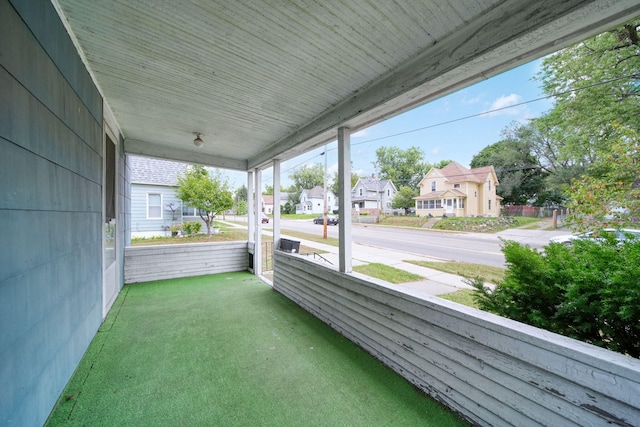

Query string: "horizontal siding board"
[[274, 267, 509, 426], [124, 242, 249, 283], [273, 252, 640, 427], [9, 0, 103, 125], [276, 265, 584, 427], [275, 262, 562, 427], [279, 264, 608, 427], [0, 69, 102, 184]]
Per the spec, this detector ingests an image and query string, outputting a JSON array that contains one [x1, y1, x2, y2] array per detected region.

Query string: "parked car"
[[261, 215, 269, 224], [313, 215, 338, 225], [549, 228, 640, 245]]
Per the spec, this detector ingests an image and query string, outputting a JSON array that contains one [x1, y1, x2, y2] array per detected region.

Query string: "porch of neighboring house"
[[45, 272, 467, 426]]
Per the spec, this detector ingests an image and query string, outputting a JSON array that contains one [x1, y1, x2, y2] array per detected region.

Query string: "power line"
[[265, 73, 637, 182]]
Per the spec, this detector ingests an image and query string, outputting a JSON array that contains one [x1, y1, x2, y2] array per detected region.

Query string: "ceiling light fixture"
[[193, 133, 204, 147]]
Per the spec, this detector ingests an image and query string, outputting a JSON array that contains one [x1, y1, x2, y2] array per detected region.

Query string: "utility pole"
[[322, 146, 328, 239]]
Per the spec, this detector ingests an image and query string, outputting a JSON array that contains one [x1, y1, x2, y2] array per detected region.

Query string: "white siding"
[[273, 252, 640, 427], [125, 241, 248, 283]]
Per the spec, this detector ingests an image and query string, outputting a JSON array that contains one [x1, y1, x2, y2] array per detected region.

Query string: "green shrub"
[[182, 221, 202, 235], [470, 238, 640, 357]]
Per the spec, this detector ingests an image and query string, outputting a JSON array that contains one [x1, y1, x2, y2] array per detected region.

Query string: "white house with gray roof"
[[351, 177, 397, 215], [129, 156, 207, 237], [295, 186, 337, 215]]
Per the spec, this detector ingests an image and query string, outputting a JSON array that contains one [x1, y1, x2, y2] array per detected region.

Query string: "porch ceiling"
[[53, 0, 640, 171]]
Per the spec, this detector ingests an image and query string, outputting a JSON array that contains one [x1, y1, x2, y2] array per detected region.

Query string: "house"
[[351, 176, 397, 215], [4, 2, 637, 426], [129, 156, 207, 237], [296, 186, 337, 214], [262, 193, 289, 214], [414, 162, 500, 217]]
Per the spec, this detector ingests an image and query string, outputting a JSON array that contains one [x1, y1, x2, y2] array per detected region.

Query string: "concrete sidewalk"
[[219, 220, 479, 297], [286, 235, 478, 296]]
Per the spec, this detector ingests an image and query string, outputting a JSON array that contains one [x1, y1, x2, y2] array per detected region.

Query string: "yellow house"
[[415, 162, 501, 217]]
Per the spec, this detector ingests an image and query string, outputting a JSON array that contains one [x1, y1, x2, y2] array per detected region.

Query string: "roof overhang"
[[52, 0, 640, 171]]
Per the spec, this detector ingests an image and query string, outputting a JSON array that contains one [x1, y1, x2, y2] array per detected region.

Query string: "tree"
[[289, 163, 324, 190], [375, 146, 430, 189], [330, 171, 360, 195], [236, 184, 248, 202], [263, 184, 274, 195], [565, 125, 640, 231], [470, 238, 640, 357], [470, 123, 547, 205], [532, 19, 640, 210], [175, 166, 234, 236], [392, 186, 418, 213]]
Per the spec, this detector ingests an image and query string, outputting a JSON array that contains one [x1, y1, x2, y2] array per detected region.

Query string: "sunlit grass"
[[403, 260, 505, 284], [353, 263, 424, 284]]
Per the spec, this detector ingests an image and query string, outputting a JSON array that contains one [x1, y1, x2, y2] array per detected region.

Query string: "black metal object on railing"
[[279, 238, 300, 253]]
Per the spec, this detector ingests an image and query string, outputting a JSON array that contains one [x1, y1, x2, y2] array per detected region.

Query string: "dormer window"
[[454, 184, 460, 189]]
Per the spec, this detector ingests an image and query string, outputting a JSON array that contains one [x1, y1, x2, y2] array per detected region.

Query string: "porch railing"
[[273, 251, 640, 426]]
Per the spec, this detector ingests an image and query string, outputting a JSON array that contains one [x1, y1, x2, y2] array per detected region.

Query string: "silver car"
[[550, 228, 640, 245]]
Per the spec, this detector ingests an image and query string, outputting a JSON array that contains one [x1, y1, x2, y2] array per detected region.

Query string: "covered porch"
[[46, 272, 466, 426], [3, 1, 640, 426]]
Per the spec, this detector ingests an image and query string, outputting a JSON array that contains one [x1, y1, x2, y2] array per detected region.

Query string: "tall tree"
[[176, 166, 234, 236], [263, 185, 274, 195], [289, 163, 325, 190], [392, 186, 418, 213], [375, 146, 430, 189], [330, 171, 360, 195], [535, 19, 640, 171], [470, 123, 547, 205], [235, 184, 248, 202], [566, 125, 640, 231]]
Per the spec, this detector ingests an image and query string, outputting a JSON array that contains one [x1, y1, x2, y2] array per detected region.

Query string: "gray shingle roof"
[[129, 156, 187, 186]]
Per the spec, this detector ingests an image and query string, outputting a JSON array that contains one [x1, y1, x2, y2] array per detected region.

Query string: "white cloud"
[[483, 93, 526, 116], [352, 129, 369, 138], [430, 147, 441, 155], [461, 95, 481, 105]]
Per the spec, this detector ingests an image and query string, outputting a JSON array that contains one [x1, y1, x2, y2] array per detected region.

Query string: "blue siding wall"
[[0, 1, 104, 425]]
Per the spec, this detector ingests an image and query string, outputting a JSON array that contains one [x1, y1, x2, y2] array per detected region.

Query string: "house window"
[[460, 199, 465, 208], [488, 200, 492, 210], [182, 205, 199, 216], [387, 189, 390, 196], [488, 180, 491, 190], [147, 193, 162, 219], [454, 184, 460, 189], [359, 188, 363, 196], [431, 181, 436, 192]]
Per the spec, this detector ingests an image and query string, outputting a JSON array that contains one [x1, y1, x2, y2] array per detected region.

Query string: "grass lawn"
[[438, 289, 480, 309], [379, 215, 431, 227], [280, 228, 340, 247], [432, 216, 541, 232], [354, 263, 425, 284], [403, 260, 505, 285], [46, 273, 468, 426], [131, 222, 247, 245]]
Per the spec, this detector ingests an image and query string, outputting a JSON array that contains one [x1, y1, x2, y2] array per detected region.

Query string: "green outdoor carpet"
[[46, 272, 468, 426]]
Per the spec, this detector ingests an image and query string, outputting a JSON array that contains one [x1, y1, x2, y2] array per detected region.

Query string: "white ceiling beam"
[[125, 138, 247, 171], [248, 0, 640, 170]]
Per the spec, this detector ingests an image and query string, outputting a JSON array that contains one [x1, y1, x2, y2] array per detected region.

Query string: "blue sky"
[[230, 59, 554, 191]]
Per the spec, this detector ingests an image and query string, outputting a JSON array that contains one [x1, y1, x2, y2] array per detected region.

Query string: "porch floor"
[[46, 272, 468, 426]]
